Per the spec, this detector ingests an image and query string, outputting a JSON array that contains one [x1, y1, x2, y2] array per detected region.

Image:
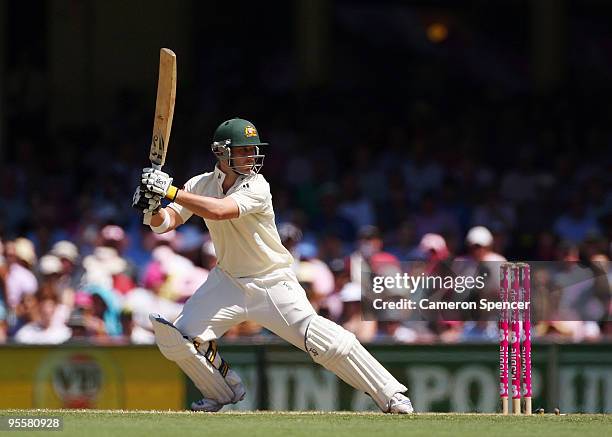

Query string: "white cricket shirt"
[[168, 166, 294, 277]]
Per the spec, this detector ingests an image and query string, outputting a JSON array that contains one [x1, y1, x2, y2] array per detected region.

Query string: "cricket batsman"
[[132, 118, 413, 413]]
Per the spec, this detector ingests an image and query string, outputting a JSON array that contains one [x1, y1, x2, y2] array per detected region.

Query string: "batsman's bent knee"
[[304, 315, 407, 412], [149, 313, 245, 404]]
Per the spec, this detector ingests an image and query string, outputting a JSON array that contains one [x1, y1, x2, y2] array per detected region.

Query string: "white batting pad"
[[149, 313, 236, 404], [305, 315, 407, 411]]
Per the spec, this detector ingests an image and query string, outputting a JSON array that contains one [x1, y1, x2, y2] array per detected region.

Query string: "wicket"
[[499, 262, 532, 415]]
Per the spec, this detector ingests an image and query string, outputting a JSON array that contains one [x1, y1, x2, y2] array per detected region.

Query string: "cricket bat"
[[143, 48, 177, 225]]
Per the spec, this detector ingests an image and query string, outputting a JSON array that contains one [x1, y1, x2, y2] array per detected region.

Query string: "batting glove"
[[141, 167, 179, 201], [132, 185, 163, 214]]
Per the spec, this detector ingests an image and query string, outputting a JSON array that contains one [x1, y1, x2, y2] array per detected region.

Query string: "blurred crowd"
[[0, 216, 610, 345]]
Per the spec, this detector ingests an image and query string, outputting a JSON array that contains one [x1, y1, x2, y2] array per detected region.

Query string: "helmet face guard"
[[211, 139, 265, 175]]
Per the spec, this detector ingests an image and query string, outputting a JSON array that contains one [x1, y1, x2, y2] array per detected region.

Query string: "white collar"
[[214, 165, 249, 192], [214, 165, 227, 188]]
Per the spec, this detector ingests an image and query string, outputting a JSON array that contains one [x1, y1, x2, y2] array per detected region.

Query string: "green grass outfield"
[[0, 410, 610, 437]]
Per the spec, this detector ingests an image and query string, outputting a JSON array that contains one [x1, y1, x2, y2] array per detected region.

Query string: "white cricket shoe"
[[191, 398, 224, 412], [387, 393, 414, 414]]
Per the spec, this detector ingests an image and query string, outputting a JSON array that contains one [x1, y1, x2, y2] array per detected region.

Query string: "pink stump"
[[499, 263, 510, 414], [520, 263, 532, 415], [510, 264, 522, 414]]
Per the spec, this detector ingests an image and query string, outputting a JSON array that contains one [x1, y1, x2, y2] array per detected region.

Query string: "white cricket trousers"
[[174, 266, 317, 350]]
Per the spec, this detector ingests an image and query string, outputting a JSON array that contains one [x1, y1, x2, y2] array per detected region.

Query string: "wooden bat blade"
[[149, 48, 177, 166]]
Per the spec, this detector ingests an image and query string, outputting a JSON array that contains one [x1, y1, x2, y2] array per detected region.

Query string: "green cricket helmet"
[[211, 118, 267, 175]]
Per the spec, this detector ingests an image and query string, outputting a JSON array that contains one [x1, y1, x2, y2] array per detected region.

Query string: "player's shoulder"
[[230, 173, 270, 198], [183, 171, 216, 191], [251, 173, 269, 185], [246, 173, 270, 192]]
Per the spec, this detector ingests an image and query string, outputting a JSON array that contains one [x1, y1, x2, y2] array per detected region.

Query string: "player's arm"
[[149, 206, 184, 230], [140, 167, 239, 221], [173, 191, 239, 220], [133, 185, 183, 233]]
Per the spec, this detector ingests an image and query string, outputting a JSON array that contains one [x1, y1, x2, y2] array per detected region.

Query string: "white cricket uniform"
[[156, 165, 408, 411], [168, 166, 316, 349]]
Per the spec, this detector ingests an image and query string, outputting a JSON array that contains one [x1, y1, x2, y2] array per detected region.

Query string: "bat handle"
[[143, 163, 163, 225]]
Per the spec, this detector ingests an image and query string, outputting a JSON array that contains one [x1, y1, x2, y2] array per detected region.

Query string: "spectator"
[[0, 239, 7, 340], [66, 292, 101, 340], [412, 193, 460, 240], [280, 222, 335, 299], [461, 321, 498, 341], [472, 188, 517, 233], [50, 240, 81, 290], [14, 296, 71, 344], [464, 226, 506, 262], [311, 183, 356, 243], [435, 321, 464, 343], [66, 308, 92, 342], [38, 254, 71, 325], [320, 258, 350, 323], [174, 224, 206, 267], [145, 245, 207, 303], [11, 293, 38, 336], [550, 245, 608, 323], [386, 221, 417, 260], [296, 260, 334, 312], [349, 226, 396, 284], [554, 195, 602, 244], [536, 321, 601, 343], [339, 282, 377, 343], [120, 308, 154, 344], [376, 321, 435, 344], [97, 225, 137, 293], [338, 173, 376, 230], [418, 233, 450, 263], [278, 222, 304, 262], [317, 233, 345, 268], [84, 285, 122, 337], [296, 261, 319, 309], [82, 246, 128, 292], [4, 238, 38, 310]]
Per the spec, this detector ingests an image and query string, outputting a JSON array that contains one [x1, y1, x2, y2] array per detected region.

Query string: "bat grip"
[[142, 162, 163, 225]]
